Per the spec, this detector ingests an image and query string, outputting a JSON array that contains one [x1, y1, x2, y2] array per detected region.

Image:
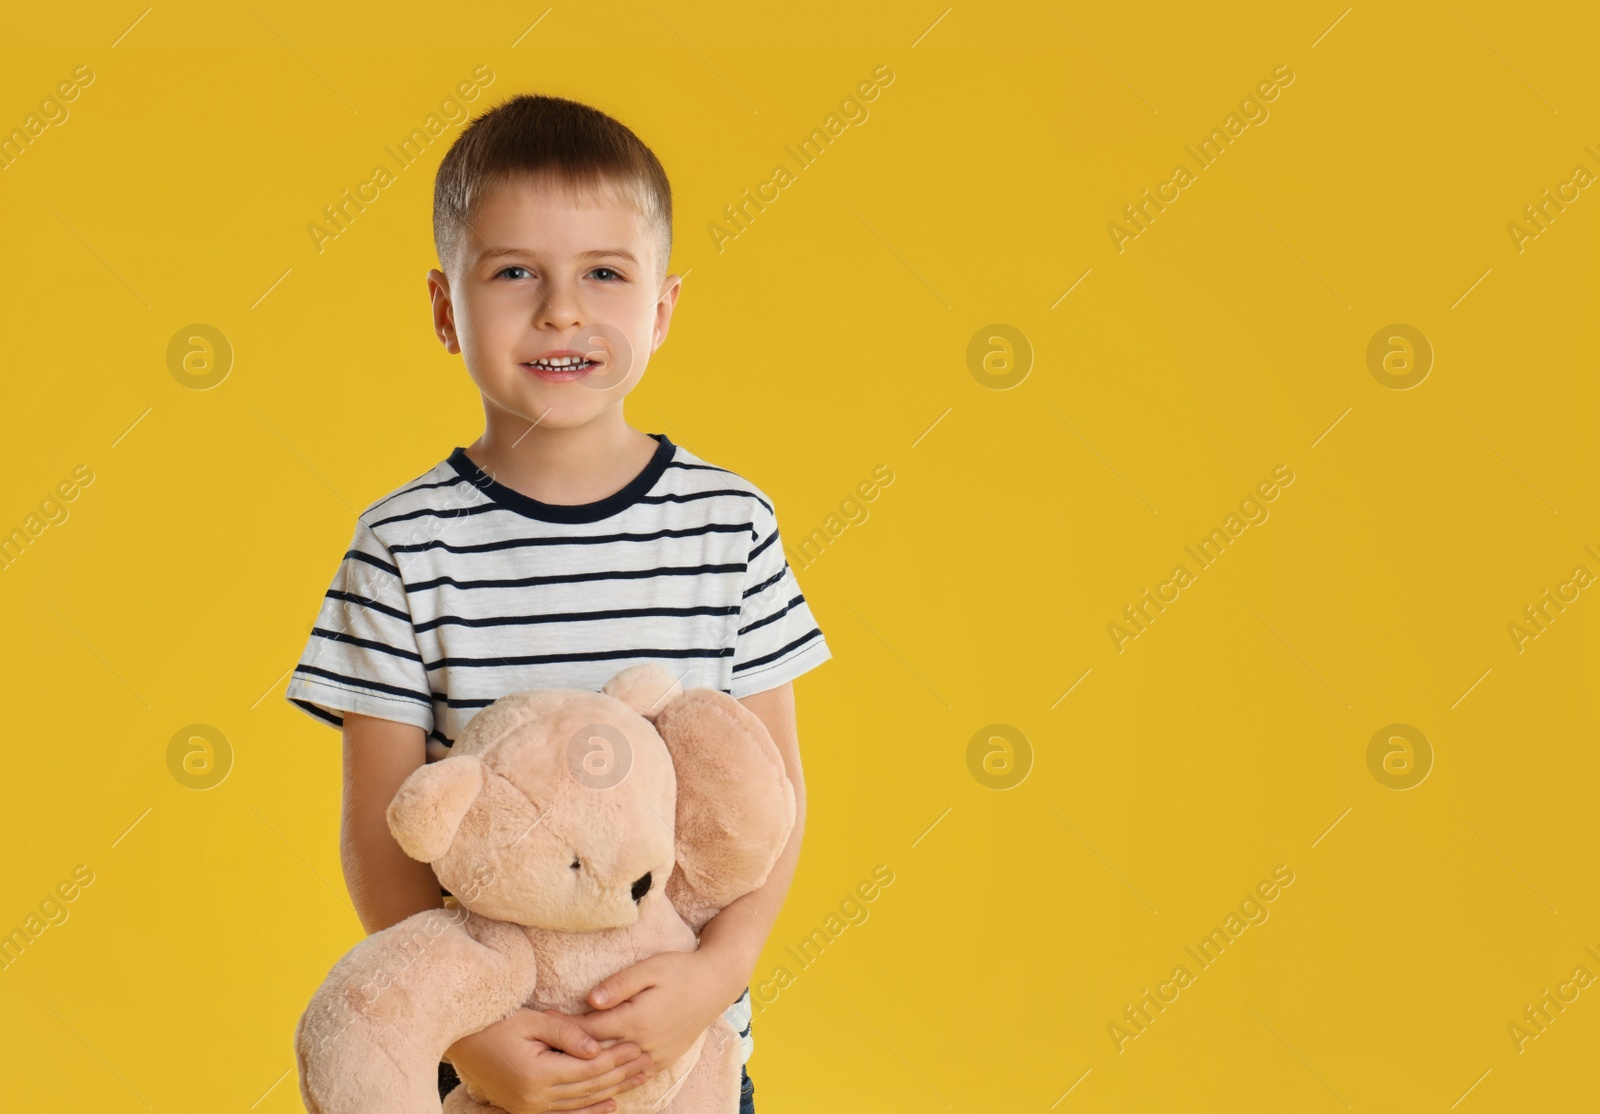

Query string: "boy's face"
[[427, 177, 679, 431]]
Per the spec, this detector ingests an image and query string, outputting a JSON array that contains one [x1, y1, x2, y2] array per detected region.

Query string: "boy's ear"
[[427, 267, 460, 354], [387, 755, 484, 863]]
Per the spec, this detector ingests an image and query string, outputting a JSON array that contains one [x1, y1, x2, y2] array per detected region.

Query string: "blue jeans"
[[438, 1060, 756, 1110], [739, 1062, 756, 1113]]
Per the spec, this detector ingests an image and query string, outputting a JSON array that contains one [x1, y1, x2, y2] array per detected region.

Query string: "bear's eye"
[[570, 857, 581, 870]]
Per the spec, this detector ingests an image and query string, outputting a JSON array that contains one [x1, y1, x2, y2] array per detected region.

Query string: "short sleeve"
[[284, 516, 434, 733], [728, 498, 832, 699]]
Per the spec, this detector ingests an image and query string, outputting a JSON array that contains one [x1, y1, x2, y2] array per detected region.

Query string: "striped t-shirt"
[[284, 431, 831, 1061]]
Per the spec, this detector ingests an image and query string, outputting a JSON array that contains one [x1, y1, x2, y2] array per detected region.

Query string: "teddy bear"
[[293, 662, 796, 1114]]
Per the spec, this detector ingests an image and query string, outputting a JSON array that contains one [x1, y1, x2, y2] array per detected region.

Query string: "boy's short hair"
[[433, 93, 673, 283]]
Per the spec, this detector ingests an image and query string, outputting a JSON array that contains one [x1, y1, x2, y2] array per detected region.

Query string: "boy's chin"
[[489, 393, 616, 429]]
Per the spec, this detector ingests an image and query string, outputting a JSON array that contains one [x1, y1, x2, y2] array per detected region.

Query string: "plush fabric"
[[294, 664, 795, 1113]]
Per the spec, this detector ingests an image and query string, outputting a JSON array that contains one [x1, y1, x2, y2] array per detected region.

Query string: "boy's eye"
[[495, 265, 621, 281]]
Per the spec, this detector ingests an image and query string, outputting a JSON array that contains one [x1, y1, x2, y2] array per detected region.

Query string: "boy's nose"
[[631, 871, 652, 903], [533, 283, 583, 329]]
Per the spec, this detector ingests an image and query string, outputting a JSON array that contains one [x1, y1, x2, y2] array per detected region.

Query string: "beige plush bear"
[[293, 663, 796, 1114]]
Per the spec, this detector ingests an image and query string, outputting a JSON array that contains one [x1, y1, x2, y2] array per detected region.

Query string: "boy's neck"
[[464, 414, 660, 508]]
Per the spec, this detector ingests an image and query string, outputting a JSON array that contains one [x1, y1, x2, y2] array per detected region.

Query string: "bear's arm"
[[296, 908, 538, 1114]]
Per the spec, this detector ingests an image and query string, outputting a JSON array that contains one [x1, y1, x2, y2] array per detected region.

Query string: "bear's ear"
[[601, 663, 684, 722], [655, 690, 795, 929], [386, 755, 484, 863]]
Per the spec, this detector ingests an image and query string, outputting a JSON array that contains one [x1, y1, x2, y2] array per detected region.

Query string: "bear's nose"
[[631, 871, 652, 903]]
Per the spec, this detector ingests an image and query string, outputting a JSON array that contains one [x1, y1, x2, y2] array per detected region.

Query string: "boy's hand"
[[575, 950, 743, 1077], [446, 1008, 652, 1113]]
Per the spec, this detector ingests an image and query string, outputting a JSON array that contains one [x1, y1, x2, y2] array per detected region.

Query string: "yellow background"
[[2, 1, 1597, 1110]]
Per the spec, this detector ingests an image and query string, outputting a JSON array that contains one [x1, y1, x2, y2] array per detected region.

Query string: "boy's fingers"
[[545, 1009, 629, 1050], [600, 1055, 653, 1087], [543, 1042, 643, 1085], [548, 1056, 650, 1101], [525, 1011, 601, 1057], [570, 1006, 635, 1043], [570, 1071, 651, 1106], [556, 1100, 617, 1114], [588, 959, 657, 1008]]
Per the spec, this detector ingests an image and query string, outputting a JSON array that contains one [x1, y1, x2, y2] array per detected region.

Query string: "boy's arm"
[[340, 711, 446, 933]]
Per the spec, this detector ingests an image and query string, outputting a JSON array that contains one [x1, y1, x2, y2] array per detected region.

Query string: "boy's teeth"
[[529, 357, 592, 368]]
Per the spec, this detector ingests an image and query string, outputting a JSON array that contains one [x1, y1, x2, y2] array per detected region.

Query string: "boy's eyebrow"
[[474, 246, 641, 264]]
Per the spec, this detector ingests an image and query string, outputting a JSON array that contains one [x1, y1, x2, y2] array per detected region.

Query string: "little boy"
[[284, 93, 831, 1114]]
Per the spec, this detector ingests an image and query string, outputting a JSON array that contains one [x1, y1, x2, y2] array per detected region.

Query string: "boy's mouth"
[[523, 350, 601, 381]]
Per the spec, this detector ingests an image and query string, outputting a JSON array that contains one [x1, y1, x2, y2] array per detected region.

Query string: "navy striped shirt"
[[286, 432, 831, 755]]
